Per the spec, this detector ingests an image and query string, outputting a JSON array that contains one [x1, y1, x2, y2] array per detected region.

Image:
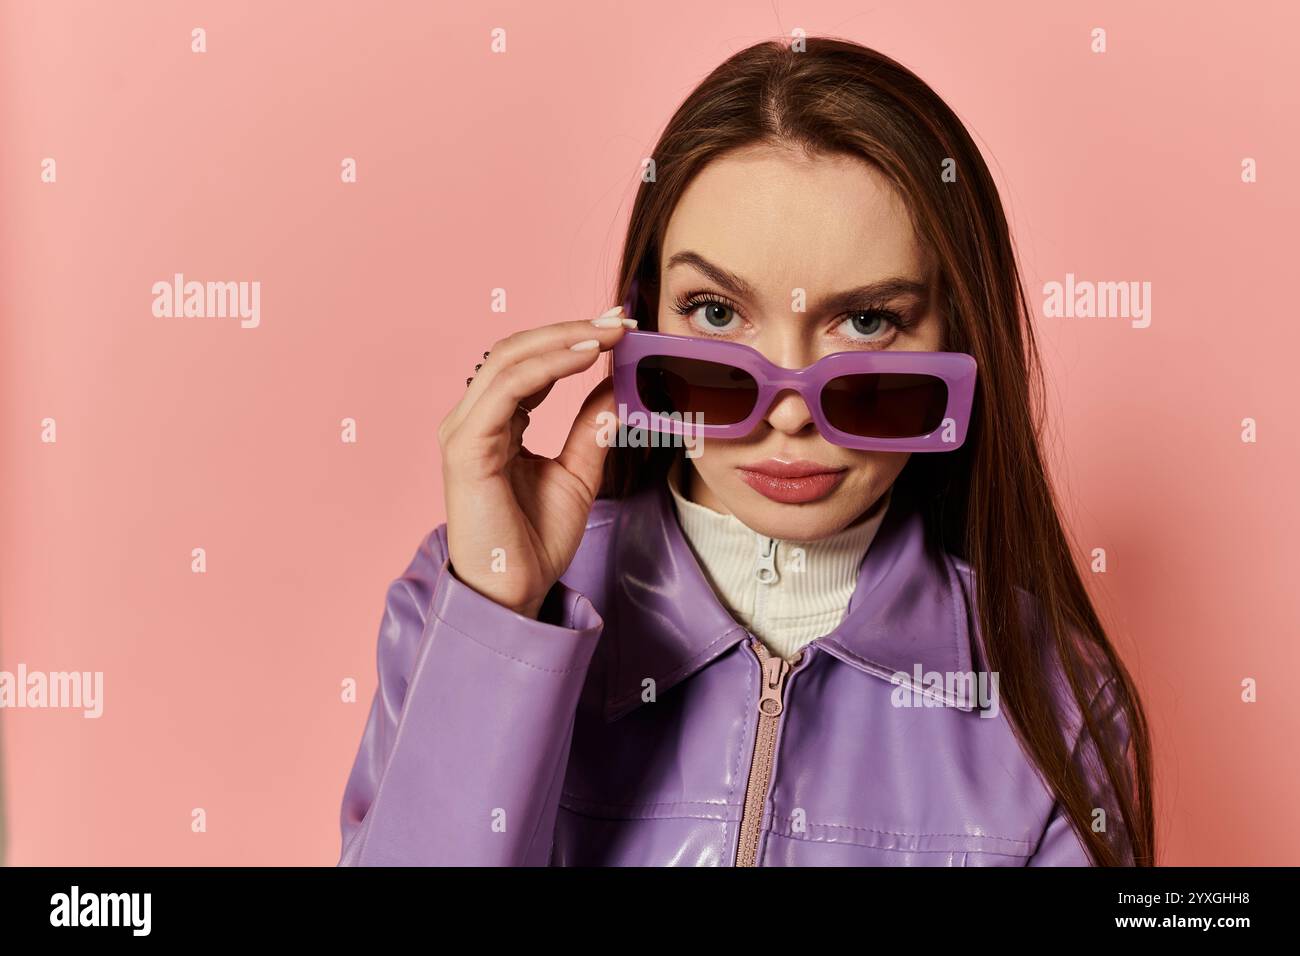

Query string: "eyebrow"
[[665, 250, 930, 312]]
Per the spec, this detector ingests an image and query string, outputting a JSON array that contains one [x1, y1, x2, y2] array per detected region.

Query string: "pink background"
[[2, 0, 1297, 865]]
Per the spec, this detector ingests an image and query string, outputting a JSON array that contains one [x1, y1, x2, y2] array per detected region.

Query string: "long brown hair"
[[599, 36, 1155, 866]]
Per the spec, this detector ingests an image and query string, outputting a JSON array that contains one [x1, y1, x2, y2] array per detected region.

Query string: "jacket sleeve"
[[1027, 675, 1137, 867], [337, 526, 604, 866]]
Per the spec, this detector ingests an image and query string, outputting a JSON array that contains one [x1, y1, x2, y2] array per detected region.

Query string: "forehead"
[[660, 143, 929, 293]]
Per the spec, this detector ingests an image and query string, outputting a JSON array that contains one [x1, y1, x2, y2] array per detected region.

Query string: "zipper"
[[734, 638, 804, 867], [754, 534, 778, 584], [752, 534, 778, 631]]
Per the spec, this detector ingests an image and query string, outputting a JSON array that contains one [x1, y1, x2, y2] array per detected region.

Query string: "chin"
[[731, 504, 851, 541], [726, 482, 872, 541]]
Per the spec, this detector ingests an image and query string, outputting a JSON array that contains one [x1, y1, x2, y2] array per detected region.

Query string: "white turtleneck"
[[666, 460, 892, 661]]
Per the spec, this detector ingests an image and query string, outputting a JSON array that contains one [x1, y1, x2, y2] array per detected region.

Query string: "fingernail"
[[591, 316, 624, 328], [620, 318, 638, 329], [599, 305, 624, 318], [570, 338, 600, 351]]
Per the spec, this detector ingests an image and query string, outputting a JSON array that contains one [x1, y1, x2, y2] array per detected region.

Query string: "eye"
[[671, 292, 744, 335], [835, 308, 906, 343]]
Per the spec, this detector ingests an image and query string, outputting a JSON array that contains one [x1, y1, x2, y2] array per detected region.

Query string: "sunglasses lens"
[[822, 373, 949, 439], [635, 356, 758, 425]]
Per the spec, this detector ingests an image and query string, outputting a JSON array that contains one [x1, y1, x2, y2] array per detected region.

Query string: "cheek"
[[842, 449, 886, 473], [693, 435, 750, 463], [842, 451, 908, 490], [689, 446, 732, 480]]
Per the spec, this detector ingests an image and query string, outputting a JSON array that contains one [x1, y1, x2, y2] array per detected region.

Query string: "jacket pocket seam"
[[763, 827, 1032, 858], [558, 798, 737, 823], [562, 794, 735, 809], [797, 821, 1035, 848]]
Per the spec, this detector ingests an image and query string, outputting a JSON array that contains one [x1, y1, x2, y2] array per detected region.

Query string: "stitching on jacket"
[[558, 802, 736, 824], [781, 820, 1035, 848], [762, 827, 1032, 856], [431, 607, 590, 675], [560, 795, 733, 809]]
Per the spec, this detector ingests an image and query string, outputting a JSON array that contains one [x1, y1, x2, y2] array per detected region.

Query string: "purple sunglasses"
[[613, 278, 977, 452]]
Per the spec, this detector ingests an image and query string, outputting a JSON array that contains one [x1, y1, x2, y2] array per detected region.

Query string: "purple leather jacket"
[[338, 478, 1130, 866]]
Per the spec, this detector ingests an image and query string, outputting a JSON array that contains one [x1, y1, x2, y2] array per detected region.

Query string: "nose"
[[763, 388, 816, 437], [752, 331, 818, 437]]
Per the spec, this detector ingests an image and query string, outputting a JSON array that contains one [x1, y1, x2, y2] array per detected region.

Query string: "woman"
[[338, 36, 1154, 866]]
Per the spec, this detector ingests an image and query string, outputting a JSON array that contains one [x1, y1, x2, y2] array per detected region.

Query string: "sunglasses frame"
[[613, 281, 978, 452]]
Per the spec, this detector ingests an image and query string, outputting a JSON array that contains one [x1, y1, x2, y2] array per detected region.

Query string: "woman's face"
[[657, 141, 946, 541]]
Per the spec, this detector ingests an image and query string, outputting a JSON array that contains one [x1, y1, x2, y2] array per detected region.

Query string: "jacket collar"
[[601, 475, 980, 721]]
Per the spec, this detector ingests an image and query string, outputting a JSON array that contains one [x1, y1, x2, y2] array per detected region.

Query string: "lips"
[[736, 459, 847, 504]]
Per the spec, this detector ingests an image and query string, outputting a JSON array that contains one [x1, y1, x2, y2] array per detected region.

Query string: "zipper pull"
[[758, 653, 792, 716], [755, 535, 778, 584]]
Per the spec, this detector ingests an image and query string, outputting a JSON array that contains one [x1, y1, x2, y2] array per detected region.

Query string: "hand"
[[437, 307, 632, 619]]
